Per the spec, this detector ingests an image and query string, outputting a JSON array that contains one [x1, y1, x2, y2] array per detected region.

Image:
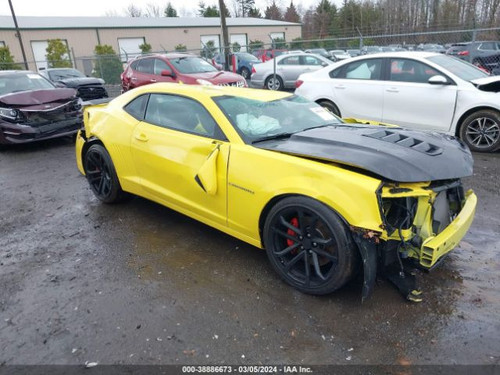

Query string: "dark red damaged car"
[[0, 71, 83, 145]]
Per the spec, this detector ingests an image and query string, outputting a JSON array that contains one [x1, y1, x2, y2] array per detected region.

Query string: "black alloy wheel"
[[84, 144, 131, 203], [460, 110, 500, 152], [263, 196, 358, 295]]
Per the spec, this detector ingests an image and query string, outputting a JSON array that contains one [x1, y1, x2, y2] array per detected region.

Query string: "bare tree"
[[124, 4, 142, 17], [144, 3, 161, 17]]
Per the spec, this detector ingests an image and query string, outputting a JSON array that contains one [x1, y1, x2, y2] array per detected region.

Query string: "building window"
[[0, 41, 5, 47], [31, 39, 71, 71], [230, 34, 247, 52], [270, 32, 285, 41]]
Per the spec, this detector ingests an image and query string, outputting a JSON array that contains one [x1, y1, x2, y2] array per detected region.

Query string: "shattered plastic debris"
[[346, 356, 352, 361], [85, 361, 98, 368]]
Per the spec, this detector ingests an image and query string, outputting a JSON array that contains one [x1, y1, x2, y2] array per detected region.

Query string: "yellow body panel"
[[76, 83, 475, 266]]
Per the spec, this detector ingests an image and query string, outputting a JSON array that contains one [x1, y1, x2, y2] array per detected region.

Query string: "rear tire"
[[459, 110, 500, 152], [83, 144, 131, 203], [263, 196, 358, 295], [240, 67, 250, 79], [265, 75, 284, 91], [317, 100, 341, 117]]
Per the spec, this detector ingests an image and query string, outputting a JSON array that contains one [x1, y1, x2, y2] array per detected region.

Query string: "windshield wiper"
[[252, 132, 294, 144]]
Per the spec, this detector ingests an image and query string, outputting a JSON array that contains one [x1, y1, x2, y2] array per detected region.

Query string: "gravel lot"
[[0, 138, 499, 369]]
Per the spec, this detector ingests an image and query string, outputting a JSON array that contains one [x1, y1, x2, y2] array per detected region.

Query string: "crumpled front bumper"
[[420, 189, 477, 268]]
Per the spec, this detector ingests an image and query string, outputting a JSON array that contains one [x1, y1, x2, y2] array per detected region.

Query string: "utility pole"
[[8, 0, 29, 70], [218, 0, 230, 71]]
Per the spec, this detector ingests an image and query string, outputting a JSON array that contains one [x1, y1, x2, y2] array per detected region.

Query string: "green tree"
[[164, 2, 178, 17], [0, 46, 21, 70], [272, 37, 287, 49], [139, 42, 152, 53], [240, 0, 255, 17], [174, 44, 187, 52], [46, 39, 72, 68], [248, 39, 264, 52], [93, 45, 123, 84], [289, 37, 304, 49], [265, 1, 282, 20], [201, 40, 217, 59], [232, 42, 241, 52], [284, 0, 300, 23], [248, 6, 262, 18]]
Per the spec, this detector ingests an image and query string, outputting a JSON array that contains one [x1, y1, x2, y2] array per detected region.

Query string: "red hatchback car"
[[121, 53, 247, 92]]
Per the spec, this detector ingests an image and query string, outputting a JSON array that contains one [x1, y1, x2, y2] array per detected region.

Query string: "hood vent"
[[364, 129, 443, 156]]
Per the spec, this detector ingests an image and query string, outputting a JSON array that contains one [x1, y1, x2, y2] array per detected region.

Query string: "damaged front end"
[[353, 179, 477, 302]]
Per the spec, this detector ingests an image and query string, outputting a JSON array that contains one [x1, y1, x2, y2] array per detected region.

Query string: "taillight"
[[251, 66, 256, 74], [295, 80, 304, 88], [458, 50, 469, 56]]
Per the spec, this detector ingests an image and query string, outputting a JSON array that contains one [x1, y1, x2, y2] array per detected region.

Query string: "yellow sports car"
[[76, 83, 477, 301]]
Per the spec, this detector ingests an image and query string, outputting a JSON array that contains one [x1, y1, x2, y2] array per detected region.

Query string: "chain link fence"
[[7, 26, 500, 91]]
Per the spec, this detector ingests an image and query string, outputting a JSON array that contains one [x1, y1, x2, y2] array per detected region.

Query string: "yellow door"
[[130, 93, 229, 226]]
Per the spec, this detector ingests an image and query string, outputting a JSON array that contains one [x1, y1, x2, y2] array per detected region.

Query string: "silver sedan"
[[250, 53, 333, 90]]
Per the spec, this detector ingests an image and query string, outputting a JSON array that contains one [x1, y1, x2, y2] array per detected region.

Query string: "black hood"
[[255, 125, 473, 182], [57, 77, 104, 88]]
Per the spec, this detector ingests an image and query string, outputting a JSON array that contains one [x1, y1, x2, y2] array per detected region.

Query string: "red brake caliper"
[[286, 217, 299, 247]]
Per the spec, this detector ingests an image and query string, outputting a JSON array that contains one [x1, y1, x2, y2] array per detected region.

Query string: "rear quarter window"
[[124, 94, 149, 120]]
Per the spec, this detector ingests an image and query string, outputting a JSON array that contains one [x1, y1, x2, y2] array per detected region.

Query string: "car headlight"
[[0, 107, 20, 121], [196, 79, 213, 86]]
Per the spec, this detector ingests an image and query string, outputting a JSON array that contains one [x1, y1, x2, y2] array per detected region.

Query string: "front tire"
[[265, 75, 283, 91], [459, 110, 500, 152], [84, 144, 131, 203], [263, 196, 358, 295]]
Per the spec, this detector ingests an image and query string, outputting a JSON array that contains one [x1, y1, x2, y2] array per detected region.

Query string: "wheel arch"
[[258, 193, 352, 243], [455, 106, 500, 136], [81, 136, 106, 169], [315, 99, 341, 117]]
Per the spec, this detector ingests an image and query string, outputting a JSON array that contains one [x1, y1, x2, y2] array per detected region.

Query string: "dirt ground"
[[0, 138, 499, 368]]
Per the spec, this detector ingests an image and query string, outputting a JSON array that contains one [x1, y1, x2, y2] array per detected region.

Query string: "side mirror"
[[54, 82, 66, 88], [428, 75, 448, 85], [321, 62, 328, 67], [161, 70, 175, 78]]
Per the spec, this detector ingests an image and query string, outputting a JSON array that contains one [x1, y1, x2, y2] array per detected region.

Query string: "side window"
[[154, 59, 171, 75], [329, 66, 345, 79], [130, 60, 139, 71], [144, 94, 222, 139], [301, 56, 322, 65], [124, 94, 149, 120], [478, 42, 495, 51], [279, 56, 300, 65], [389, 58, 440, 83], [344, 59, 382, 80], [137, 59, 154, 74]]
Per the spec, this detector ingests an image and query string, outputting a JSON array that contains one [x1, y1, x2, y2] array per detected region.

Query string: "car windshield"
[[48, 69, 85, 80], [214, 95, 344, 143], [168, 57, 218, 74], [0, 73, 54, 95], [427, 55, 489, 81], [238, 53, 259, 62]]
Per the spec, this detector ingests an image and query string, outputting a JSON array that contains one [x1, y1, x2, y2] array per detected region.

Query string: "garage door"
[[31, 41, 49, 71], [230, 34, 247, 52], [118, 37, 145, 62]]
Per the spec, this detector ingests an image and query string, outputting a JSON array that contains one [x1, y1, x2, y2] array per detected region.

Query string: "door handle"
[[386, 88, 399, 93], [134, 133, 149, 142], [334, 85, 345, 89], [131, 77, 137, 81], [150, 79, 157, 83]]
